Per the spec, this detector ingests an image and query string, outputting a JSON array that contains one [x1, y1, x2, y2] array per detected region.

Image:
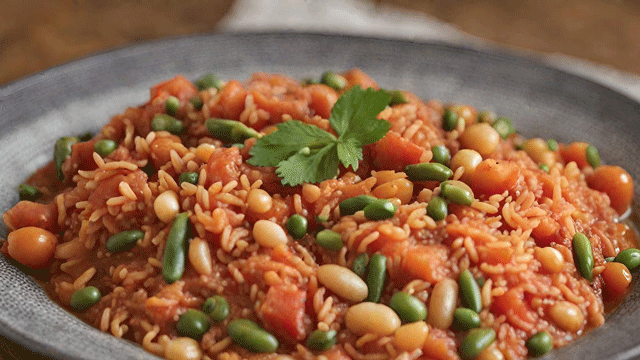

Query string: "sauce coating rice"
[[2, 69, 638, 359]]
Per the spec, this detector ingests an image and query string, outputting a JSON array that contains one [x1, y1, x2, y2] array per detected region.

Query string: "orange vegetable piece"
[[3, 201, 58, 232], [471, 159, 520, 196], [421, 327, 458, 360], [305, 84, 339, 119], [260, 284, 307, 341], [7, 226, 58, 269], [602, 261, 632, 295], [149, 75, 198, 101], [491, 288, 536, 330], [210, 80, 248, 120], [401, 244, 449, 283], [372, 132, 424, 172], [559, 142, 589, 168], [342, 68, 379, 90], [586, 165, 634, 215]]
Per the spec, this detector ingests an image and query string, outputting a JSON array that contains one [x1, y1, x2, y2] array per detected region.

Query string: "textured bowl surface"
[[1, 32, 639, 360]]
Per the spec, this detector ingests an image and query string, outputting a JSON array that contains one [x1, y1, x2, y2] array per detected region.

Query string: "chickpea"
[[549, 301, 584, 332], [523, 138, 555, 166], [164, 337, 202, 360], [459, 123, 500, 157], [154, 190, 180, 223], [7, 227, 58, 269], [450, 149, 483, 183], [534, 247, 564, 273], [247, 189, 273, 214]]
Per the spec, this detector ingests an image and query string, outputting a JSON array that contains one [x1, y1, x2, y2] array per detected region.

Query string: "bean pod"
[[70, 286, 101, 312], [365, 254, 387, 303], [227, 319, 278, 353], [54, 136, 79, 181], [404, 162, 453, 182], [163, 212, 191, 284], [459, 328, 496, 360], [459, 270, 482, 313], [572, 232, 594, 281], [106, 229, 145, 253], [151, 114, 184, 134], [205, 118, 259, 144]]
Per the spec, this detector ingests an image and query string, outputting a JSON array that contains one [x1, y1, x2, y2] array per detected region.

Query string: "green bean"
[[427, 196, 448, 221], [162, 212, 191, 284], [366, 254, 387, 303], [352, 253, 370, 278], [431, 145, 451, 166], [405, 162, 453, 182], [459, 328, 496, 360], [539, 164, 549, 173], [586, 144, 600, 168], [492, 117, 515, 139], [54, 136, 79, 181], [18, 184, 42, 201], [339, 195, 379, 216], [458, 270, 482, 313], [94, 139, 118, 157], [452, 308, 481, 331], [440, 181, 474, 205], [573, 232, 594, 281], [388, 292, 427, 323], [202, 295, 230, 322], [614, 248, 640, 270], [305, 329, 337, 352], [189, 96, 204, 110], [526, 331, 553, 357], [547, 139, 558, 151], [227, 319, 279, 353], [286, 214, 308, 240], [195, 73, 222, 90], [315, 229, 343, 251], [320, 71, 347, 91], [178, 172, 199, 185], [70, 286, 101, 312], [205, 118, 260, 144], [442, 109, 459, 131], [165, 96, 180, 116], [176, 309, 211, 340], [151, 114, 184, 134], [106, 229, 144, 253], [363, 200, 396, 220], [386, 90, 409, 106]]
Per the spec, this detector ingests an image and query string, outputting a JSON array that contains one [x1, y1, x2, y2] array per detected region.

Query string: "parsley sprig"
[[247, 86, 392, 186]]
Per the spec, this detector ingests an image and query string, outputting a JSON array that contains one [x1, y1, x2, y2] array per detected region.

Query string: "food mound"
[[2, 69, 638, 360]]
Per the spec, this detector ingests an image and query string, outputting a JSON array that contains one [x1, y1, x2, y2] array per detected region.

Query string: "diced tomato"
[[2, 201, 58, 232], [205, 147, 242, 186], [400, 244, 449, 283], [69, 139, 99, 172], [371, 132, 424, 172], [531, 217, 561, 247], [559, 142, 589, 169], [421, 327, 458, 360], [472, 159, 520, 196], [342, 68, 379, 90], [477, 245, 514, 265], [149, 75, 198, 101], [260, 284, 307, 341], [88, 170, 147, 209], [209, 80, 247, 120], [149, 135, 189, 169], [491, 288, 536, 330], [305, 84, 338, 119], [251, 90, 309, 126]]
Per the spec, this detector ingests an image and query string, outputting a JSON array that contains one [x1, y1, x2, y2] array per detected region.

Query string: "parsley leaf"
[[248, 85, 391, 185]]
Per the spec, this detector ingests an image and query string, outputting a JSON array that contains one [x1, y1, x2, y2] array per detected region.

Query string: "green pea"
[[452, 308, 481, 331], [442, 109, 459, 131], [459, 328, 496, 360], [316, 214, 330, 223], [459, 270, 482, 313], [492, 117, 515, 139], [176, 309, 211, 340], [386, 90, 409, 106], [165, 96, 180, 116], [227, 319, 279, 353], [189, 96, 204, 110], [205, 118, 260, 144], [151, 114, 184, 134], [305, 329, 337, 352], [94, 139, 118, 157], [477, 110, 495, 123], [431, 145, 451, 166], [320, 71, 347, 91], [440, 181, 474, 206], [163, 212, 191, 284], [106, 229, 144, 253], [352, 253, 369, 278], [586, 144, 600, 168], [573, 232, 594, 281], [614, 248, 640, 270], [70, 286, 101, 312], [388, 292, 427, 323], [547, 139, 558, 151], [54, 136, 79, 181], [202, 295, 230, 322], [286, 214, 308, 240], [178, 172, 199, 185], [405, 162, 453, 182], [427, 196, 448, 221], [526, 331, 553, 357], [315, 229, 343, 251], [363, 200, 396, 220], [539, 164, 549, 173], [301, 77, 319, 86], [18, 184, 42, 201], [365, 254, 387, 303], [195, 73, 223, 90], [339, 195, 379, 216]]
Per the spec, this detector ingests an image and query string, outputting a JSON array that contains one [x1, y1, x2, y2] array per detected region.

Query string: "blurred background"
[[1, 0, 639, 358]]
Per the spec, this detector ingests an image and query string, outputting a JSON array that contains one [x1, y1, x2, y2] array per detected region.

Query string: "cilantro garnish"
[[247, 86, 392, 186]]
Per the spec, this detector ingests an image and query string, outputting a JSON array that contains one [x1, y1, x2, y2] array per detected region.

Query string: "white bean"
[[394, 320, 429, 351], [427, 278, 458, 329], [345, 302, 401, 336], [316, 264, 368, 302], [253, 220, 288, 248], [188, 238, 213, 276], [164, 337, 202, 360]]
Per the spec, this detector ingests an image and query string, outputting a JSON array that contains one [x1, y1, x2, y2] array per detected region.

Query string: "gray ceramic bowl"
[[0, 32, 639, 360]]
